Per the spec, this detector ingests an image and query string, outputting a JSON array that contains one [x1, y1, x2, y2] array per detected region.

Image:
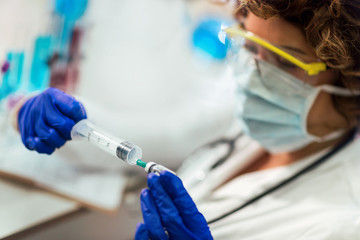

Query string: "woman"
[[15, 0, 360, 239], [134, 0, 360, 239]]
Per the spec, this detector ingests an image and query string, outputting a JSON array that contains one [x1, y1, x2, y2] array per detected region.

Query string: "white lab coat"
[[178, 132, 360, 239]]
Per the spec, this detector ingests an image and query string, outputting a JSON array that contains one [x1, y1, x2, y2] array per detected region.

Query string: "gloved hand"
[[18, 87, 87, 154], [135, 171, 213, 240]]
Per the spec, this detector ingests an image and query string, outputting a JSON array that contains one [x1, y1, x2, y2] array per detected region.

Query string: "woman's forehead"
[[243, 13, 317, 59]]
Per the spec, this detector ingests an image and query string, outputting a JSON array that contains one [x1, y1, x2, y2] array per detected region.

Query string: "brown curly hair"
[[235, 0, 360, 127]]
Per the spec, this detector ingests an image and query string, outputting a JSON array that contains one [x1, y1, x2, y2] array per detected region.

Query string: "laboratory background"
[[0, 0, 237, 239], [2, 0, 360, 239]]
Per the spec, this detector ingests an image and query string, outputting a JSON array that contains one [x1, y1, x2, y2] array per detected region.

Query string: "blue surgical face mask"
[[233, 49, 357, 153]]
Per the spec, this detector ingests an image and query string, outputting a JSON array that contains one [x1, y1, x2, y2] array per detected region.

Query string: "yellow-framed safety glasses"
[[224, 27, 327, 76]]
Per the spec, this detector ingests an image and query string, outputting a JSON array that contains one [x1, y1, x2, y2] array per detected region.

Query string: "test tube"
[[71, 119, 142, 165]]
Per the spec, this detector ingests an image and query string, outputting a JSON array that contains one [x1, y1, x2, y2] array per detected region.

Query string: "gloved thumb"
[[25, 137, 36, 150], [135, 223, 150, 240], [25, 136, 55, 154]]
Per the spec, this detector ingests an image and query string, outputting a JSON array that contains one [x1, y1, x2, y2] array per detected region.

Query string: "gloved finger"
[[48, 88, 87, 122], [19, 121, 35, 148], [25, 136, 37, 150], [159, 171, 210, 235], [34, 118, 67, 148], [135, 223, 150, 240], [140, 188, 168, 240], [40, 128, 66, 149], [147, 173, 187, 234], [44, 112, 75, 140], [26, 137, 55, 154]]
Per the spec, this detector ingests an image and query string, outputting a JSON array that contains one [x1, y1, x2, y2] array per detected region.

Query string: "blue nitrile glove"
[[135, 171, 213, 240], [135, 223, 149, 240], [18, 87, 87, 154]]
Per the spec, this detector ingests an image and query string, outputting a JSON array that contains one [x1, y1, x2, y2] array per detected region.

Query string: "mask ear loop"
[[319, 85, 360, 96], [321, 84, 360, 139], [303, 83, 360, 143]]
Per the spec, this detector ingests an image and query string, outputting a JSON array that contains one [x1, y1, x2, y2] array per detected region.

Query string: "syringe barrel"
[[71, 119, 142, 165]]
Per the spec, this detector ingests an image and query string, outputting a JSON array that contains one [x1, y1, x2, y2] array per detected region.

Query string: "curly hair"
[[235, 0, 360, 127]]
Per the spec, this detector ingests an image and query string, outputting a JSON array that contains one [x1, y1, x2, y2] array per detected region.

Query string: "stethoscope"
[[178, 131, 244, 191], [208, 132, 244, 169], [205, 128, 357, 225]]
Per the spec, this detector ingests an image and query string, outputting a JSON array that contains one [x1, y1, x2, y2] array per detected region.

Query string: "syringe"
[[71, 119, 142, 165]]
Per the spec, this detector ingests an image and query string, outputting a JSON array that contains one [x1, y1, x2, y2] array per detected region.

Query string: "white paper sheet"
[[0, 126, 127, 212]]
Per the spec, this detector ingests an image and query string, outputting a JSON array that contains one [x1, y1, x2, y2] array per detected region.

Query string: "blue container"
[[29, 36, 54, 91], [192, 18, 230, 60], [55, 0, 88, 20]]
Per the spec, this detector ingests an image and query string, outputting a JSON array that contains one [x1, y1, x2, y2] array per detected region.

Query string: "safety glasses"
[[224, 26, 327, 76]]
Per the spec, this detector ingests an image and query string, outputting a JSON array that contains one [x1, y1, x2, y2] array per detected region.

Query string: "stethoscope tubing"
[[207, 129, 357, 225]]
